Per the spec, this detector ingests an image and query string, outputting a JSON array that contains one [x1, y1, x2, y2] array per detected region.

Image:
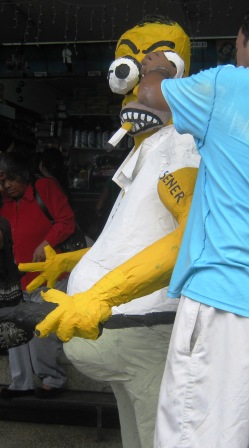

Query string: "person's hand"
[[32, 241, 49, 262], [35, 289, 112, 341], [18, 245, 87, 293], [141, 50, 177, 78], [138, 51, 176, 111]]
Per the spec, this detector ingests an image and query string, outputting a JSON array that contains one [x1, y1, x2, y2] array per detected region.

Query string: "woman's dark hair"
[[0, 152, 30, 183], [241, 11, 249, 46]]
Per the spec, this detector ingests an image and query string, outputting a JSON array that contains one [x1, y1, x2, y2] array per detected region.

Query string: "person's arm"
[[35, 177, 75, 249], [137, 50, 176, 111]]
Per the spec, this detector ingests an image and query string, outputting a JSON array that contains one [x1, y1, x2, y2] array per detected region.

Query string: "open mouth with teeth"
[[121, 108, 164, 135], [120, 101, 171, 136]]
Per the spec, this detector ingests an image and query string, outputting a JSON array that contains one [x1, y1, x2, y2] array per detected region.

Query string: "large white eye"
[[108, 56, 141, 95], [164, 51, 185, 78]]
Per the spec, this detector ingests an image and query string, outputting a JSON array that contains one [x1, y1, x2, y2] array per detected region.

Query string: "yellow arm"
[[36, 167, 198, 342], [19, 245, 89, 292]]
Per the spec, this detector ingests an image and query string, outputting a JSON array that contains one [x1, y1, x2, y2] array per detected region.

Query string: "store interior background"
[[0, 0, 247, 239]]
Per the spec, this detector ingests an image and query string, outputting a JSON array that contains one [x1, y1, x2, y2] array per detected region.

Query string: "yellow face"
[[116, 20, 190, 74], [109, 19, 190, 147]]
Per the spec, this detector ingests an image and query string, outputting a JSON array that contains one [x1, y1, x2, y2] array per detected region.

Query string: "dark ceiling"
[[0, 0, 247, 46], [0, 0, 246, 107]]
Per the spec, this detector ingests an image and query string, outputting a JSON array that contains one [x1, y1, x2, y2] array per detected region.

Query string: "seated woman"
[[0, 152, 75, 398]]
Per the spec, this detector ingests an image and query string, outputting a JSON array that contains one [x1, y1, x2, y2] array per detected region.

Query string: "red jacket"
[[0, 177, 75, 290]]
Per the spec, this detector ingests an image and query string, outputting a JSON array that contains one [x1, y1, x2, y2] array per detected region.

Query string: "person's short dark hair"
[[0, 152, 30, 183], [241, 11, 249, 46]]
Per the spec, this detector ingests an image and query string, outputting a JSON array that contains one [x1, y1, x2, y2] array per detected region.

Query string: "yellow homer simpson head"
[[108, 17, 190, 144]]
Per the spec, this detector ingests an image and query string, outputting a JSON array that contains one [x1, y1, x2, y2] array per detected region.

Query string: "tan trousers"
[[64, 324, 173, 448]]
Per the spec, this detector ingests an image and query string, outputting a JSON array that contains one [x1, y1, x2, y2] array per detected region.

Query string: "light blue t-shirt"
[[162, 65, 249, 317]]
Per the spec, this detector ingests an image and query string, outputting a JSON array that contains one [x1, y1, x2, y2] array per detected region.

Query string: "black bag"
[[33, 186, 87, 252], [58, 223, 87, 252]]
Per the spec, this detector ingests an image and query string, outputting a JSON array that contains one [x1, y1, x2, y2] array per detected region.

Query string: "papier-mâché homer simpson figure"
[[3, 16, 200, 448]]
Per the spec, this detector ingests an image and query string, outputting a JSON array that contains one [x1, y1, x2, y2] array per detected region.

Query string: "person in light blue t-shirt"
[[138, 11, 249, 448]]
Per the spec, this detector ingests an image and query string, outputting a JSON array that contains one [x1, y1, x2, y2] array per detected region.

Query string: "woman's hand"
[[32, 240, 49, 262]]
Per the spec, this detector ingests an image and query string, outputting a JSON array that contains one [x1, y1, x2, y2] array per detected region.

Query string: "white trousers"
[[155, 296, 249, 448], [64, 324, 173, 448]]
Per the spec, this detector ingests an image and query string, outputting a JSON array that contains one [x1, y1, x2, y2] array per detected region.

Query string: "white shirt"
[[68, 125, 199, 315]]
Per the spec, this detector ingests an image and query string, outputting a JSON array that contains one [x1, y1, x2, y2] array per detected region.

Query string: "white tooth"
[[123, 113, 128, 120], [134, 112, 139, 119], [128, 112, 133, 119], [135, 123, 140, 130], [141, 114, 145, 121], [147, 115, 153, 122], [153, 118, 158, 124]]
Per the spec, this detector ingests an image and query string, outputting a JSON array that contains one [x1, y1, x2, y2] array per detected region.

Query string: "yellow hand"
[[19, 245, 88, 293], [36, 288, 112, 341]]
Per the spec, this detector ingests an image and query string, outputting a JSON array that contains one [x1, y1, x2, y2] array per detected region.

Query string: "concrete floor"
[[0, 421, 122, 448], [0, 350, 122, 447]]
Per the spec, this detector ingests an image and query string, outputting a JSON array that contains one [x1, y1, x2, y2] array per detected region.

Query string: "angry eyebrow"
[[142, 41, 176, 53], [117, 39, 176, 55], [117, 39, 140, 54]]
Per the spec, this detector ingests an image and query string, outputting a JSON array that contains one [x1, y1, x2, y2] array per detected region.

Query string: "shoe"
[[0, 301, 58, 350], [34, 387, 62, 399], [1, 387, 34, 398], [0, 322, 33, 350]]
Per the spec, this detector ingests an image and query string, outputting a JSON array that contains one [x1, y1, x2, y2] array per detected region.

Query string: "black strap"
[[33, 184, 88, 250], [104, 312, 176, 329], [33, 186, 55, 224]]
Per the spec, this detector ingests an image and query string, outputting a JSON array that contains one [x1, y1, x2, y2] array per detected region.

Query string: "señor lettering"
[[159, 171, 184, 203]]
